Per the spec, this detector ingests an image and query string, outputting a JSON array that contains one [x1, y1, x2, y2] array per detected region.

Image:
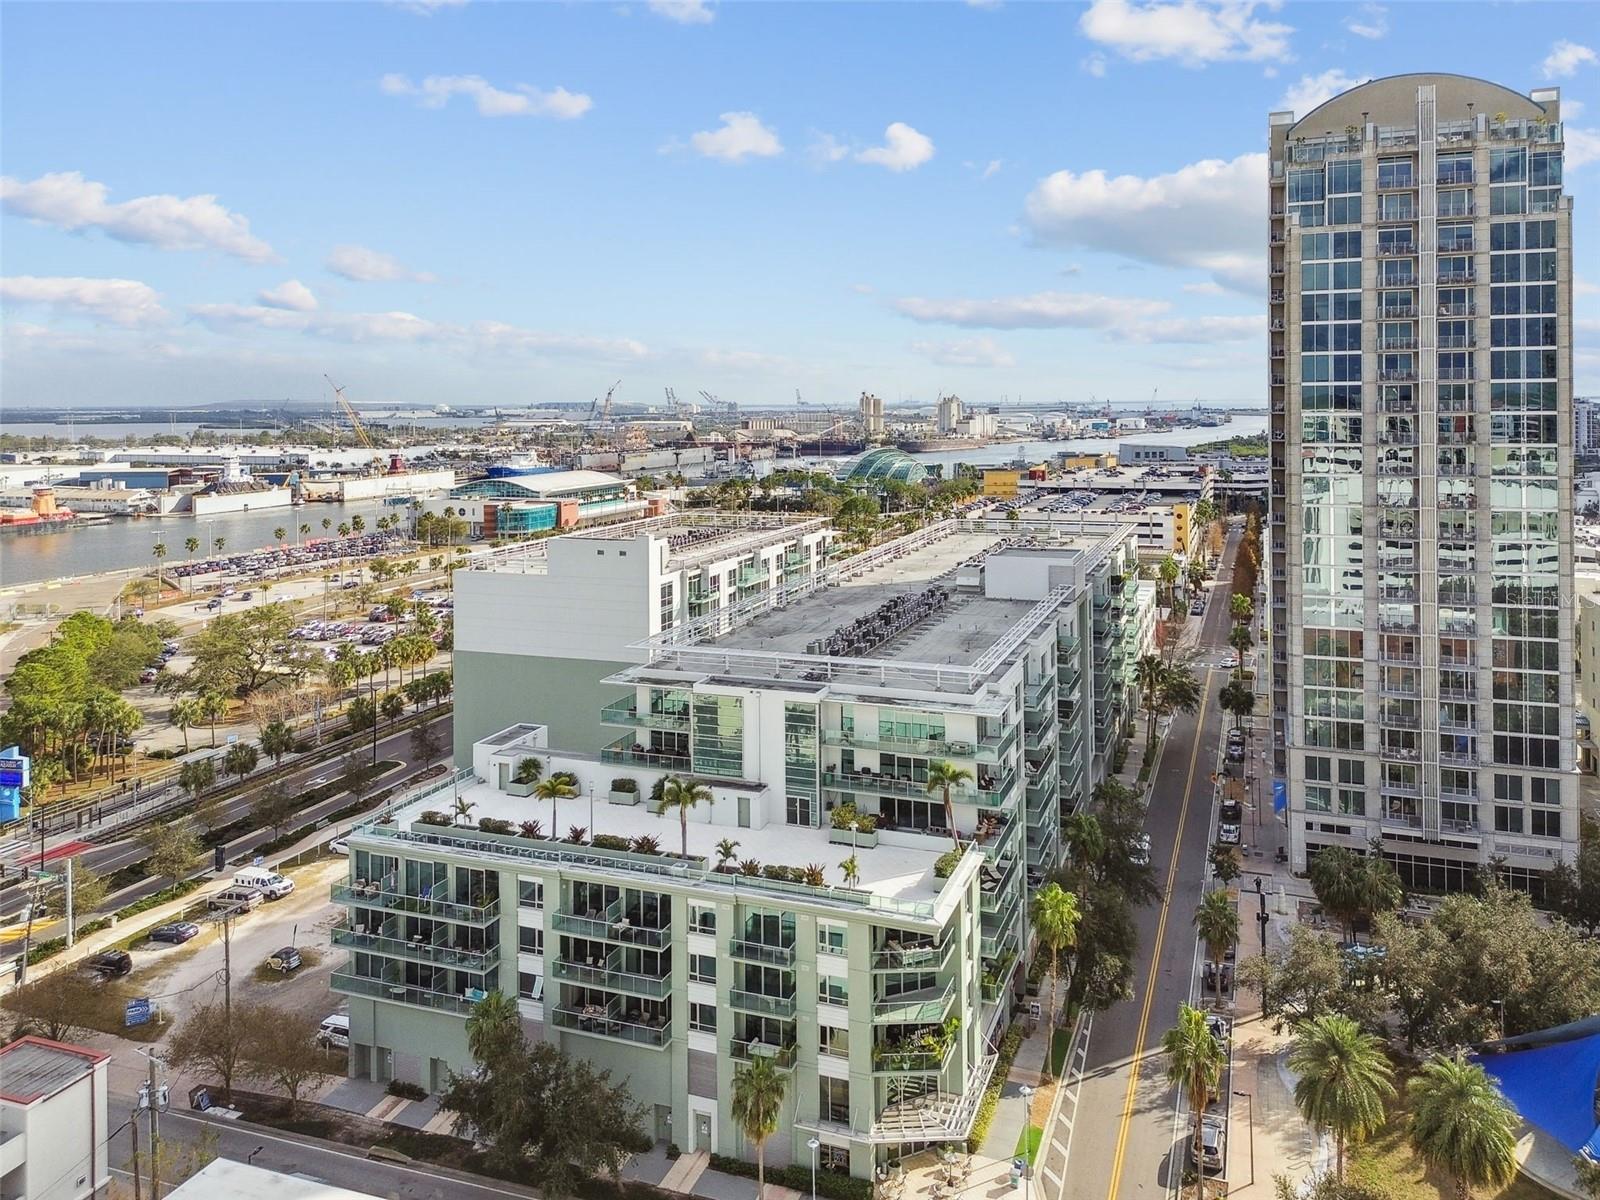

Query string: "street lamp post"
[[807, 1136, 820, 1200], [369, 683, 379, 766]]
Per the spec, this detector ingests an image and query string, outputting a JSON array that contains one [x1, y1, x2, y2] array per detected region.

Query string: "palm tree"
[[184, 536, 201, 591], [198, 692, 227, 748], [1229, 592, 1254, 626], [171, 697, 201, 753], [1032, 883, 1081, 1079], [839, 854, 860, 887], [657, 775, 712, 860], [222, 741, 258, 781], [321, 517, 332, 534], [465, 989, 521, 1063], [151, 541, 167, 591], [1407, 1052, 1519, 1200], [1136, 653, 1165, 743], [273, 526, 287, 544], [1063, 811, 1105, 871], [1193, 889, 1240, 1007], [730, 1055, 788, 1200], [1219, 679, 1255, 730], [534, 775, 576, 838], [924, 759, 974, 851], [213, 537, 225, 555], [259, 719, 294, 766], [715, 838, 740, 871], [1289, 1013, 1395, 1180], [1161, 1004, 1226, 1191]]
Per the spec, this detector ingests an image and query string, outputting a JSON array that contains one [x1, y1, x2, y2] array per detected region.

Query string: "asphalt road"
[[0, 715, 451, 941], [1061, 528, 1240, 1200], [105, 1096, 537, 1200]]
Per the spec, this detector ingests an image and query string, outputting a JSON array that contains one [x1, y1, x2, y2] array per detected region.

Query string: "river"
[[0, 499, 406, 587]]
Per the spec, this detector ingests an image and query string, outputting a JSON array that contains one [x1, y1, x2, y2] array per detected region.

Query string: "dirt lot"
[[125, 856, 350, 1033]]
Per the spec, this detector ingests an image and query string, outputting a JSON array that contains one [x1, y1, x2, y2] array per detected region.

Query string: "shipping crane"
[[324, 375, 380, 465]]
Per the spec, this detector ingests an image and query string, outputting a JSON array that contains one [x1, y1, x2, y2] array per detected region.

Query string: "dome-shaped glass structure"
[[844, 447, 928, 485]]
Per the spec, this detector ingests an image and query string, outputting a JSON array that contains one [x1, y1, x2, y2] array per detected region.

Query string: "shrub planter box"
[[828, 827, 878, 849], [609, 788, 640, 806], [504, 781, 537, 798]]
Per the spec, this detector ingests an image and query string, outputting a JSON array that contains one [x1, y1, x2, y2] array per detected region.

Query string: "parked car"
[[1217, 823, 1242, 846], [1227, 742, 1245, 762], [85, 950, 133, 978], [140, 668, 161, 684], [233, 867, 294, 900], [208, 885, 264, 912], [149, 922, 200, 944], [267, 946, 303, 973], [1131, 832, 1151, 866], [1220, 653, 1240, 670], [317, 1013, 351, 1049], [1218, 801, 1244, 824], [1192, 1118, 1225, 1173]]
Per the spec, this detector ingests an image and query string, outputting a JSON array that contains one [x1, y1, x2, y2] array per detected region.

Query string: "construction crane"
[[324, 374, 377, 455]]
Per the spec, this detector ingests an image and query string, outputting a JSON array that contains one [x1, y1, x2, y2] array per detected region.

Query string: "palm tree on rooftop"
[[925, 759, 974, 851], [656, 775, 712, 860], [534, 774, 576, 842]]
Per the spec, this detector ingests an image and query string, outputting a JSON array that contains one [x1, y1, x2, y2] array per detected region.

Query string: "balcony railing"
[[872, 981, 956, 1025], [333, 882, 500, 926], [730, 988, 798, 1018], [550, 1005, 670, 1047], [730, 1039, 797, 1068], [822, 729, 985, 759], [330, 923, 497, 970], [599, 699, 690, 731], [729, 937, 797, 967], [551, 909, 672, 949], [600, 736, 691, 772], [873, 928, 955, 972], [331, 971, 478, 1015], [552, 957, 672, 998], [873, 1037, 956, 1076]]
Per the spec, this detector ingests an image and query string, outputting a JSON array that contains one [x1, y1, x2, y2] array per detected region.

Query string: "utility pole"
[[146, 1054, 163, 1199], [130, 1108, 141, 1200]]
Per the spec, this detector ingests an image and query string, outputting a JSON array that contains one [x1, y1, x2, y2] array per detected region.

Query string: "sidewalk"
[[979, 976, 1065, 1161]]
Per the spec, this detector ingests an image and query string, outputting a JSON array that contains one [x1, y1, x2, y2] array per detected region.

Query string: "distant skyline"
[[2, 1, 1596, 409]]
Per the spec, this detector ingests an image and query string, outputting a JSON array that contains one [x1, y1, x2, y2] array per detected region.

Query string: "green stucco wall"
[[453, 650, 633, 764]]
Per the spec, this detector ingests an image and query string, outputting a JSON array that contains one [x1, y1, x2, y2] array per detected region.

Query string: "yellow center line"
[[1105, 671, 1213, 1200]]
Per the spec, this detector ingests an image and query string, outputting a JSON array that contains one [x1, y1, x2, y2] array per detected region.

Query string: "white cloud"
[[189, 301, 647, 360], [688, 112, 783, 162], [1542, 40, 1597, 78], [379, 73, 592, 119], [1343, 3, 1387, 39], [1023, 151, 1265, 292], [893, 290, 1167, 330], [1182, 281, 1226, 295], [981, 159, 1003, 180], [855, 123, 935, 172], [808, 132, 851, 166], [1565, 98, 1586, 120], [1277, 69, 1371, 115], [1576, 276, 1600, 296], [1082, 52, 1108, 77], [1566, 127, 1600, 170], [893, 287, 1259, 347], [257, 280, 318, 312], [325, 244, 437, 284], [698, 348, 796, 372], [850, 283, 876, 295], [0, 171, 274, 262], [1078, 0, 1292, 67], [0, 275, 168, 327], [649, 0, 713, 22], [911, 337, 1016, 368]]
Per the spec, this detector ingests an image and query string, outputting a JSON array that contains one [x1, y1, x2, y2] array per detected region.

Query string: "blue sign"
[[125, 998, 153, 1027], [0, 747, 28, 823], [1272, 779, 1288, 815]]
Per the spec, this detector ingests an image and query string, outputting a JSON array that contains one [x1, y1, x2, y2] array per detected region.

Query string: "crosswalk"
[[1036, 1010, 1093, 1199]]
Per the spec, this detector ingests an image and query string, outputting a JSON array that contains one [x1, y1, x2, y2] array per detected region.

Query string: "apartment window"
[[1377, 158, 1413, 190], [818, 976, 848, 1007], [689, 905, 716, 935], [689, 954, 716, 984], [1305, 785, 1332, 813], [817, 922, 847, 956], [1305, 756, 1331, 783], [818, 1077, 850, 1125], [518, 879, 544, 908], [1327, 160, 1361, 194], [518, 972, 543, 1001], [1531, 777, 1560, 807], [820, 1145, 850, 1172], [1532, 809, 1562, 839], [689, 1003, 717, 1033], [519, 926, 544, 954], [1338, 788, 1366, 817], [659, 582, 676, 633], [1338, 759, 1365, 786], [1494, 805, 1525, 834], [819, 1025, 850, 1059]]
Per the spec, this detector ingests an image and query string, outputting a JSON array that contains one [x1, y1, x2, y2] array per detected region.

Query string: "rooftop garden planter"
[[609, 777, 640, 806]]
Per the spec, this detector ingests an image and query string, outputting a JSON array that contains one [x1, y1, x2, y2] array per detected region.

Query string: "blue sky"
[[2, 0, 1596, 411]]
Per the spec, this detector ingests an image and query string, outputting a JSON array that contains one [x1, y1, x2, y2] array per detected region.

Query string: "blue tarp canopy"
[[1472, 1030, 1600, 1156]]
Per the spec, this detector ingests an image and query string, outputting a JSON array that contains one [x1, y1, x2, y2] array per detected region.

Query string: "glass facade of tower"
[[1268, 76, 1577, 894]]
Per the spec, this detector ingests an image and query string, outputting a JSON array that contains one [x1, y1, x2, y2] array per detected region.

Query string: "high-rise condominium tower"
[[1268, 75, 1577, 893]]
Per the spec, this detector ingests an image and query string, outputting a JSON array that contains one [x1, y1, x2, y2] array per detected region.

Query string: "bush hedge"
[[709, 1154, 870, 1200], [966, 1023, 1025, 1153], [386, 1079, 428, 1101], [114, 877, 204, 921]]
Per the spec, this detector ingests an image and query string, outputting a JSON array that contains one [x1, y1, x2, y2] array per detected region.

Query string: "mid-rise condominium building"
[[333, 515, 1152, 1179], [1267, 74, 1578, 892]]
